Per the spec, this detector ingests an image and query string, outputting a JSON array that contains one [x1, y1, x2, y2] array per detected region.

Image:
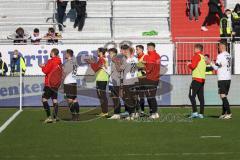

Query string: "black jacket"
[[208, 0, 221, 13], [0, 60, 8, 76], [232, 12, 240, 32], [220, 15, 231, 37], [57, 0, 68, 6]]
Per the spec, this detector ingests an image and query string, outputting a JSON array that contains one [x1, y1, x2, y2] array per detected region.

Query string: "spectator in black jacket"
[[220, 9, 232, 43], [57, 0, 68, 31], [232, 3, 240, 42], [0, 52, 8, 76], [72, 0, 87, 31], [13, 27, 27, 44], [201, 0, 223, 31], [188, 0, 202, 21]]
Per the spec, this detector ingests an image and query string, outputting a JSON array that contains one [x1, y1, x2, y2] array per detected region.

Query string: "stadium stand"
[[112, 0, 170, 43], [0, 0, 171, 44], [171, 0, 226, 74], [226, 0, 239, 10], [0, 0, 54, 42]]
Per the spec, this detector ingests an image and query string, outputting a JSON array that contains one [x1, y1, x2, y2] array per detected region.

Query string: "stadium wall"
[[1, 75, 240, 107], [1, 44, 240, 107]]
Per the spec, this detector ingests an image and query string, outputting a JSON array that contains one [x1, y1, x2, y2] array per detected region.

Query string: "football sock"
[[69, 103, 75, 113], [222, 97, 231, 114], [43, 101, 50, 117], [74, 102, 80, 114], [222, 103, 226, 115], [53, 103, 58, 119]]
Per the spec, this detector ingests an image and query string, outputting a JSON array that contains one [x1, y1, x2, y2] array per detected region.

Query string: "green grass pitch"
[[0, 107, 240, 160]]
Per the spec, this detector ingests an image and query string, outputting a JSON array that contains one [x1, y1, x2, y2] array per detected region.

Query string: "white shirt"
[[212, 51, 231, 81], [64, 71, 77, 84], [63, 59, 78, 84], [126, 56, 138, 80]]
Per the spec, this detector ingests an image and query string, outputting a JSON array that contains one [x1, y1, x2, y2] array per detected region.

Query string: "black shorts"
[[218, 80, 231, 95], [42, 86, 58, 100], [64, 83, 77, 99]]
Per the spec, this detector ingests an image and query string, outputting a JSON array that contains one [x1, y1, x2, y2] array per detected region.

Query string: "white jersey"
[[63, 58, 78, 84], [126, 56, 138, 80], [212, 51, 231, 81]]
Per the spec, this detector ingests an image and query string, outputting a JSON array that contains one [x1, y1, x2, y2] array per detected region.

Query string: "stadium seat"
[[112, 0, 171, 43], [0, 0, 171, 44]]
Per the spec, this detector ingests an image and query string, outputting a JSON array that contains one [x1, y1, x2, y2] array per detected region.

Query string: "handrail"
[[0, 23, 58, 26], [175, 37, 240, 39]]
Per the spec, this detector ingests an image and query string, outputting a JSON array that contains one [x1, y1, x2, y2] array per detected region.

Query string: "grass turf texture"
[[0, 107, 240, 160], [0, 108, 18, 126]]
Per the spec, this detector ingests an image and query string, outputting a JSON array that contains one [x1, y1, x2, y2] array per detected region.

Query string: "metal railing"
[[174, 37, 240, 75]]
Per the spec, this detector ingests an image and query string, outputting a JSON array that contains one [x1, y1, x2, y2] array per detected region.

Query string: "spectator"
[[57, 0, 68, 31], [43, 27, 62, 44], [72, 0, 87, 31], [0, 52, 8, 76], [201, 0, 223, 31], [232, 3, 240, 42], [188, 0, 202, 21], [219, 9, 232, 43], [10, 50, 26, 76], [204, 54, 213, 75], [13, 27, 28, 44], [30, 28, 41, 45]]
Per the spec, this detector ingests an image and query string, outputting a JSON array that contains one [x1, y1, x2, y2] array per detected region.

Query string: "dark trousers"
[[74, 2, 86, 30], [189, 80, 205, 114], [96, 81, 108, 113], [202, 9, 223, 26], [137, 78, 146, 112], [123, 85, 137, 114], [143, 79, 159, 114], [189, 3, 199, 20], [57, 2, 67, 29], [233, 26, 240, 42], [109, 86, 121, 114]]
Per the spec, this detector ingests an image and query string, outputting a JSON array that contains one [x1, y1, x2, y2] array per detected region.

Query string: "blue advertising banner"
[[0, 76, 171, 107]]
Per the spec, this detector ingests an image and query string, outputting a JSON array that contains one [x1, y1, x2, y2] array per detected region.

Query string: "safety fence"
[[174, 37, 237, 75]]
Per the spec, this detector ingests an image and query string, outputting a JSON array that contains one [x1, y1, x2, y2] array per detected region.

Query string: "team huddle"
[[39, 42, 232, 123]]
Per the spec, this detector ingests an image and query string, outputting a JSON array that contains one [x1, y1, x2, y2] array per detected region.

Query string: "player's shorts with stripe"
[[64, 83, 77, 99], [218, 80, 231, 95], [42, 86, 58, 99]]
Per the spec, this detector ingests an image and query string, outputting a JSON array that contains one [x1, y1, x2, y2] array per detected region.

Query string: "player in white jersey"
[[62, 49, 80, 121], [210, 42, 232, 119]]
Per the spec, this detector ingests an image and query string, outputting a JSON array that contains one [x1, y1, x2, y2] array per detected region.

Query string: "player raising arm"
[[39, 48, 62, 123], [86, 48, 109, 117], [209, 42, 232, 119], [187, 44, 206, 119]]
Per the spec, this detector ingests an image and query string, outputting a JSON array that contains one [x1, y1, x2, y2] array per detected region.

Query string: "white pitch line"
[[200, 136, 222, 139], [0, 109, 22, 133], [1, 152, 239, 159]]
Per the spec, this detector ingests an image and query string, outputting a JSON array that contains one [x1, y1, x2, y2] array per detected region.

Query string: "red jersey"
[[41, 56, 62, 87], [143, 50, 161, 81], [90, 57, 106, 73], [138, 52, 145, 61], [187, 51, 205, 83]]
